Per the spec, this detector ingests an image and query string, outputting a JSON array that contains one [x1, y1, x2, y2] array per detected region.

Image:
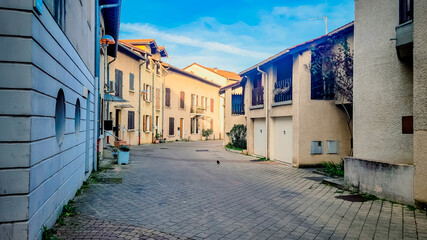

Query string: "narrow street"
[[55, 141, 427, 240]]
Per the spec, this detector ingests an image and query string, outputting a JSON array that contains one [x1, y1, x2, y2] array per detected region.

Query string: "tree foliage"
[[226, 124, 247, 150]]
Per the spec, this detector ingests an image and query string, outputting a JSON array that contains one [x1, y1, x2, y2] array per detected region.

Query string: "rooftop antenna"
[[308, 16, 328, 35]]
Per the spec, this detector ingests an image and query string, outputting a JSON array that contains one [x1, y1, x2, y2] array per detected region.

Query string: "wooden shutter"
[[118, 70, 123, 98], [156, 88, 160, 109], [129, 73, 134, 91], [210, 120, 213, 130], [180, 91, 185, 109], [165, 88, 171, 107], [128, 111, 135, 129], [169, 118, 174, 135], [150, 115, 153, 131], [115, 70, 120, 97], [211, 98, 214, 112], [143, 115, 146, 131]]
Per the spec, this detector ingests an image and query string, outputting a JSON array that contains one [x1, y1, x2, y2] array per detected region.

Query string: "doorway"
[[115, 109, 121, 140], [180, 118, 184, 138]]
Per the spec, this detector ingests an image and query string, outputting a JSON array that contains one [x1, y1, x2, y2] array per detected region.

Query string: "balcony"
[[273, 78, 292, 103], [231, 93, 245, 115], [395, 20, 413, 60], [190, 105, 205, 115], [252, 87, 264, 106]]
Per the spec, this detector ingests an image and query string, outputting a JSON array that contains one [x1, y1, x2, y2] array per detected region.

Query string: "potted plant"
[[111, 146, 118, 159], [155, 133, 160, 144], [118, 145, 130, 165]]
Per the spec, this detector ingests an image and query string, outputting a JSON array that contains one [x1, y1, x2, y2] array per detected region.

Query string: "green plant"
[[202, 129, 213, 139], [226, 124, 247, 150], [155, 133, 160, 139], [258, 157, 270, 161], [56, 200, 76, 226], [225, 143, 243, 151], [42, 225, 59, 240], [118, 145, 130, 152], [322, 160, 344, 177]]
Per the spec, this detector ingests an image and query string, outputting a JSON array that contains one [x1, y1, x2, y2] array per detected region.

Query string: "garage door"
[[273, 117, 292, 164], [254, 118, 266, 157]]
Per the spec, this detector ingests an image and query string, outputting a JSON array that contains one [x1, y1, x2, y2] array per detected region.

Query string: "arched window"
[[75, 98, 81, 137], [55, 89, 66, 145]]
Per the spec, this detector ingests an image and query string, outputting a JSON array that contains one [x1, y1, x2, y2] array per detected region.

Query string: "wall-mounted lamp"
[[100, 35, 115, 48]]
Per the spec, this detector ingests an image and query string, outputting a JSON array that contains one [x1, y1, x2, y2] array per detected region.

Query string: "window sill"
[[249, 105, 264, 110], [127, 129, 135, 132], [129, 90, 135, 93], [144, 131, 151, 133], [145, 69, 151, 73], [271, 100, 292, 107], [179, 108, 186, 110], [144, 100, 152, 103], [156, 108, 161, 111]]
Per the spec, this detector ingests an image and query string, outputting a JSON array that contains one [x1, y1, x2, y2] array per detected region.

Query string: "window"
[[191, 118, 196, 134], [327, 141, 339, 154], [156, 88, 160, 110], [143, 115, 151, 132], [156, 63, 161, 75], [55, 89, 66, 145], [169, 118, 174, 135], [143, 84, 151, 102], [399, 0, 414, 24], [43, 0, 65, 28], [75, 99, 81, 137], [115, 69, 123, 98], [146, 59, 151, 71], [129, 73, 134, 91], [274, 57, 293, 102], [165, 88, 171, 107], [311, 50, 334, 100], [128, 111, 135, 130], [180, 91, 185, 109], [210, 98, 214, 112], [210, 120, 213, 130], [156, 116, 159, 128], [311, 141, 323, 154]]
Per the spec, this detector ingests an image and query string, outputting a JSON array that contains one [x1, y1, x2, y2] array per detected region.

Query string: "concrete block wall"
[[0, 1, 95, 239]]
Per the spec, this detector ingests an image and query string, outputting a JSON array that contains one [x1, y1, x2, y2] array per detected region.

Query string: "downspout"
[[138, 58, 146, 145], [152, 59, 155, 143], [106, 57, 116, 121], [257, 66, 269, 159], [95, 1, 120, 171]]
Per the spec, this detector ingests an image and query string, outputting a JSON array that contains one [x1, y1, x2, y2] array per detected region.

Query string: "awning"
[[115, 104, 134, 109], [100, 0, 122, 57], [104, 93, 128, 102]]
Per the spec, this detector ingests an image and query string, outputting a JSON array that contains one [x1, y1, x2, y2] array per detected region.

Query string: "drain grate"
[[335, 195, 371, 202], [196, 149, 209, 152], [160, 148, 168, 149]]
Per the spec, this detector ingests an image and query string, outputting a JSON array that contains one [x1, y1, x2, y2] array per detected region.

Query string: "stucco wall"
[[0, 1, 96, 239], [164, 70, 221, 142], [223, 88, 246, 145], [413, 0, 427, 208], [108, 52, 164, 145], [353, 0, 413, 164], [184, 65, 228, 86]]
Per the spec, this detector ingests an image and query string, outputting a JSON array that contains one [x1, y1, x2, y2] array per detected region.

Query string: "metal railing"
[[274, 78, 292, 102], [252, 86, 264, 106], [232, 94, 245, 115]]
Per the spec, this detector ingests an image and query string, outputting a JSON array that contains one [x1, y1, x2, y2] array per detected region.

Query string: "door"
[[114, 109, 121, 140], [273, 117, 293, 164], [253, 118, 266, 157], [180, 118, 184, 138]]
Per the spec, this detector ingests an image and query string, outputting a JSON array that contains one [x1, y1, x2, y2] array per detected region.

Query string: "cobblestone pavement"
[[56, 141, 427, 239]]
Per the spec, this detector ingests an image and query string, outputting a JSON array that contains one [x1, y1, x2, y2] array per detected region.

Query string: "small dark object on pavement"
[[217, 160, 220, 165]]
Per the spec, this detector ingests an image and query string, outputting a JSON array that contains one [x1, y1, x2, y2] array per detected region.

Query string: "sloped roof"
[[167, 64, 222, 88], [183, 63, 241, 81], [120, 39, 168, 57], [239, 21, 354, 75]]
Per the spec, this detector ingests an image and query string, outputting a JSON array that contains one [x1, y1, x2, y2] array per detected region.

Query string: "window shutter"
[[143, 84, 146, 100], [128, 111, 135, 130], [165, 88, 170, 107], [180, 91, 185, 109], [210, 120, 213, 130], [196, 95, 198, 107], [211, 98, 214, 112], [143, 115, 146, 131], [169, 118, 174, 135], [156, 88, 160, 109], [129, 73, 134, 91], [115, 70, 119, 97], [150, 116, 153, 131]]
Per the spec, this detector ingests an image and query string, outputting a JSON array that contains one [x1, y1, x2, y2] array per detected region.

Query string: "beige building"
[[238, 22, 354, 167], [106, 39, 167, 145], [164, 65, 222, 141], [346, 0, 427, 207], [183, 63, 241, 140]]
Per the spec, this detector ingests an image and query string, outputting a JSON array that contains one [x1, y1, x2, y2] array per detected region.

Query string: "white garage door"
[[254, 118, 266, 157], [273, 117, 293, 164]]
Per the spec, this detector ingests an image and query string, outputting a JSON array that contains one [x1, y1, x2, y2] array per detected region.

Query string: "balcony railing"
[[274, 78, 292, 102], [252, 87, 264, 106], [231, 94, 245, 115], [190, 105, 205, 114]]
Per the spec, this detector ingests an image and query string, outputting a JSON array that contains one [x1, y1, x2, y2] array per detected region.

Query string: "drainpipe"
[[257, 66, 269, 159], [138, 58, 146, 145], [161, 64, 171, 138], [152, 60, 155, 143], [106, 57, 116, 121], [95, 1, 120, 171]]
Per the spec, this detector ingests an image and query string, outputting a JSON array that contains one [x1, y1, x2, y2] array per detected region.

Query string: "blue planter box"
[[118, 150, 130, 165]]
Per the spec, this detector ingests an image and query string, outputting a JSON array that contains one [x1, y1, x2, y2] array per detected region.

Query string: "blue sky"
[[119, 0, 354, 73]]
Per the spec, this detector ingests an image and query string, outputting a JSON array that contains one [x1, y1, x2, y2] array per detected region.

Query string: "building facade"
[[238, 23, 353, 167], [0, 0, 120, 238], [346, 0, 427, 207], [164, 66, 222, 141], [106, 39, 167, 145]]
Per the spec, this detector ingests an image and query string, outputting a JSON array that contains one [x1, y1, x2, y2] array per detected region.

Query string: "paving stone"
[[52, 141, 427, 240]]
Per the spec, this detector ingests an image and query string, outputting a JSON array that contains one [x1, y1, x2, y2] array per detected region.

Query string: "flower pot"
[[155, 139, 160, 144], [118, 150, 129, 165]]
